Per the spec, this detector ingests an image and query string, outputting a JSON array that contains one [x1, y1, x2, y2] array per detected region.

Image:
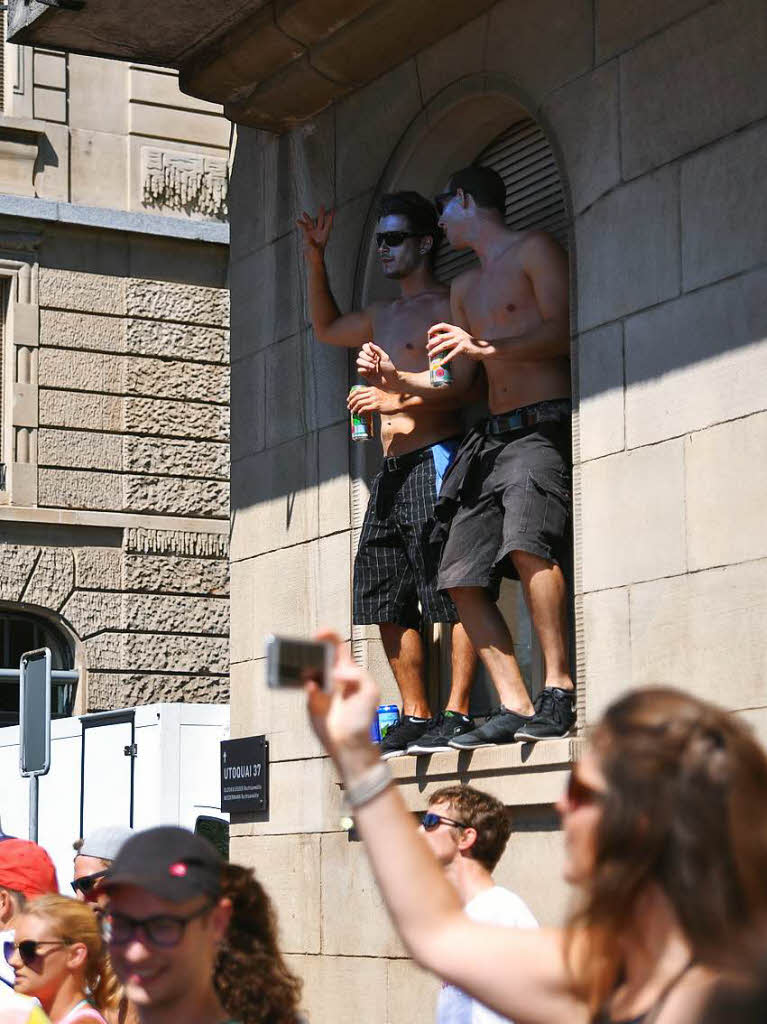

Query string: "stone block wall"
[[228, 0, 767, 1018], [0, 224, 230, 711]]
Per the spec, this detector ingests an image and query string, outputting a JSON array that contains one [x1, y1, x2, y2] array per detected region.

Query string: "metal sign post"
[[19, 648, 52, 842]]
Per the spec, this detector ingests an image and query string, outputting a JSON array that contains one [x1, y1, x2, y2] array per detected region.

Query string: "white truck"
[[0, 703, 229, 888]]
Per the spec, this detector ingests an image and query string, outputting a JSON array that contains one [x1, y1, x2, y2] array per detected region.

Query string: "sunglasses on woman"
[[4, 939, 69, 966], [375, 231, 419, 248], [71, 869, 108, 897], [103, 902, 212, 949], [421, 811, 468, 832], [565, 770, 605, 809]]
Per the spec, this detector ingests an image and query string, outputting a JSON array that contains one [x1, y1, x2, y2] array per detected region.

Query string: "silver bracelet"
[[344, 761, 393, 810]]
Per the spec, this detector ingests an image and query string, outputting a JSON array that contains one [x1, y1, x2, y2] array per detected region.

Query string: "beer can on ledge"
[[377, 704, 399, 740], [349, 385, 374, 441], [429, 354, 453, 388]]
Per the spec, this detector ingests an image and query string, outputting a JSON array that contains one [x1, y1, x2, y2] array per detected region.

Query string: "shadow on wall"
[[228, 72, 766, 518]]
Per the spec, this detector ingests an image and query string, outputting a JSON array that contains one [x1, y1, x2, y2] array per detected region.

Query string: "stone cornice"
[[8, 0, 497, 132], [0, 505, 229, 534]]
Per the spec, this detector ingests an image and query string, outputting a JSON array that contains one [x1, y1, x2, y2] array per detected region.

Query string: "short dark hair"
[[448, 165, 506, 218], [429, 784, 512, 871], [377, 191, 441, 249]]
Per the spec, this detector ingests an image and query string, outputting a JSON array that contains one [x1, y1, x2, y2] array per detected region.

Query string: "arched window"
[[433, 117, 568, 284], [0, 611, 75, 726]]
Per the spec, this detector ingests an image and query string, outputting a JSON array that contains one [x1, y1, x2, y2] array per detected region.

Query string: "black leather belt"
[[383, 436, 462, 473], [383, 447, 430, 473], [485, 399, 571, 435]]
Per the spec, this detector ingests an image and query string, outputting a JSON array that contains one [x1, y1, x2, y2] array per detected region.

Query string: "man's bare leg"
[[444, 622, 477, 715], [379, 622, 431, 718], [447, 587, 535, 716], [510, 550, 573, 692]]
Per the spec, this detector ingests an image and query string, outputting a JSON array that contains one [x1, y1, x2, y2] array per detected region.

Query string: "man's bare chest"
[[373, 301, 449, 366], [463, 266, 538, 335]]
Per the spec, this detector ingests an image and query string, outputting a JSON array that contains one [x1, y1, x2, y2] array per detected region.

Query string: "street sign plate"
[[20, 648, 52, 777], [220, 735, 268, 814]]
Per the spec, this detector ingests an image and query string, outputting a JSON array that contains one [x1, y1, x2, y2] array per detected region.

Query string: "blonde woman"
[[7, 895, 119, 1024]]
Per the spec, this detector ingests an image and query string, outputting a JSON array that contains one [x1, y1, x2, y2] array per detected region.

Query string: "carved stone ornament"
[[141, 146, 228, 219]]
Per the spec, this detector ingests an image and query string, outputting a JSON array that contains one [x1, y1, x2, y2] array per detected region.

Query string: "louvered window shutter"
[[433, 118, 568, 283]]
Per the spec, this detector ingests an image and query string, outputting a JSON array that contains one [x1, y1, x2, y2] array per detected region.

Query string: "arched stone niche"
[[354, 72, 573, 309], [349, 73, 582, 704]]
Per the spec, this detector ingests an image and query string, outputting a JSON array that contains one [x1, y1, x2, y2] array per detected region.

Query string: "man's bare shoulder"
[[516, 230, 568, 264], [450, 265, 482, 296]]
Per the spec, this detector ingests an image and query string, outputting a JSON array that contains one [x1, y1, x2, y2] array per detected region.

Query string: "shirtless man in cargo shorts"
[[364, 167, 574, 744], [298, 192, 478, 757]]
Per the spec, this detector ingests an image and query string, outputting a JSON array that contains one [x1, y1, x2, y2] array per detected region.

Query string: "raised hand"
[[305, 632, 380, 769], [297, 206, 335, 257], [427, 322, 492, 362], [356, 341, 398, 389]]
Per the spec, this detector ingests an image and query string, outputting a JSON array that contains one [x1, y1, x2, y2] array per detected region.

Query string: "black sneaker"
[[406, 711, 475, 754], [379, 715, 430, 759], [448, 706, 535, 749], [515, 688, 575, 741]]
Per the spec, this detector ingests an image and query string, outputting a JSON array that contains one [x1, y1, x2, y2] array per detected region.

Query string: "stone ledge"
[[387, 735, 584, 781], [0, 192, 229, 245], [0, 505, 228, 533], [230, 738, 582, 839]]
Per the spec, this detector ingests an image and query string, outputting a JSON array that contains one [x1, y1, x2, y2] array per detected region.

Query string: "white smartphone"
[[264, 634, 334, 691]]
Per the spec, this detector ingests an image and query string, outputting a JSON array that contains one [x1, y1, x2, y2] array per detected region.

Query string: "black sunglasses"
[[375, 230, 419, 248], [103, 902, 212, 949], [5, 939, 69, 966], [71, 869, 108, 897], [565, 770, 605, 809], [434, 190, 457, 214], [421, 811, 468, 832]]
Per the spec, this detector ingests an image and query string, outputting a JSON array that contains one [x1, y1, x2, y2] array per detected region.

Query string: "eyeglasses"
[[71, 869, 108, 898], [375, 231, 419, 248], [434, 191, 457, 214], [421, 811, 468, 832], [4, 939, 69, 966], [103, 902, 212, 949], [565, 770, 605, 809]]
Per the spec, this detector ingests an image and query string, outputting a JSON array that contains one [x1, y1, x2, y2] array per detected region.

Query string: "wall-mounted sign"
[[220, 735, 268, 814]]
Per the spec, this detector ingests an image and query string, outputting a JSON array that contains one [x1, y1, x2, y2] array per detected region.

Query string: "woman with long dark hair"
[[214, 861, 302, 1024], [306, 636, 767, 1024]]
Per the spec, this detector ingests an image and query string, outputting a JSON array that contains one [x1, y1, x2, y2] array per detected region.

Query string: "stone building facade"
[[0, 38, 230, 719], [9, 0, 767, 1020]]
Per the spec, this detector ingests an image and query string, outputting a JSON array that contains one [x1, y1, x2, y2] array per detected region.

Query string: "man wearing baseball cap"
[[72, 825, 134, 904], [0, 838, 58, 1022], [101, 826, 302, 1024]]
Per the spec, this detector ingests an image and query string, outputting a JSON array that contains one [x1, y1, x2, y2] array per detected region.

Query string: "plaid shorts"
[[353, 444, 458, 629]]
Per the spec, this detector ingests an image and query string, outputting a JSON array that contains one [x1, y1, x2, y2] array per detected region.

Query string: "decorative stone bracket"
[[141, 147, 228, 220]]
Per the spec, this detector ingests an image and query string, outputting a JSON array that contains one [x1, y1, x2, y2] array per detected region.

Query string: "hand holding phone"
[[265, 635, 334, 691]]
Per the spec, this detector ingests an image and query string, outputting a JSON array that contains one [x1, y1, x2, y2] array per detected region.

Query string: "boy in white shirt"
[[420, 785, 538, 1024]]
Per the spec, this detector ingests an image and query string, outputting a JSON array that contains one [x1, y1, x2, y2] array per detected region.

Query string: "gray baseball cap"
[[79, 825, 134, 862]]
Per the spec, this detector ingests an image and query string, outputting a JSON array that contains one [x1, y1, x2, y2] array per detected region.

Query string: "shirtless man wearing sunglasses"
[[298, 193, 479, 758]]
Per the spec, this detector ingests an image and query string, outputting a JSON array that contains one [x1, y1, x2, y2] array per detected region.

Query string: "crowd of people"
[[0, 826, 302, 1024], [3, 658, 766, 1024]]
